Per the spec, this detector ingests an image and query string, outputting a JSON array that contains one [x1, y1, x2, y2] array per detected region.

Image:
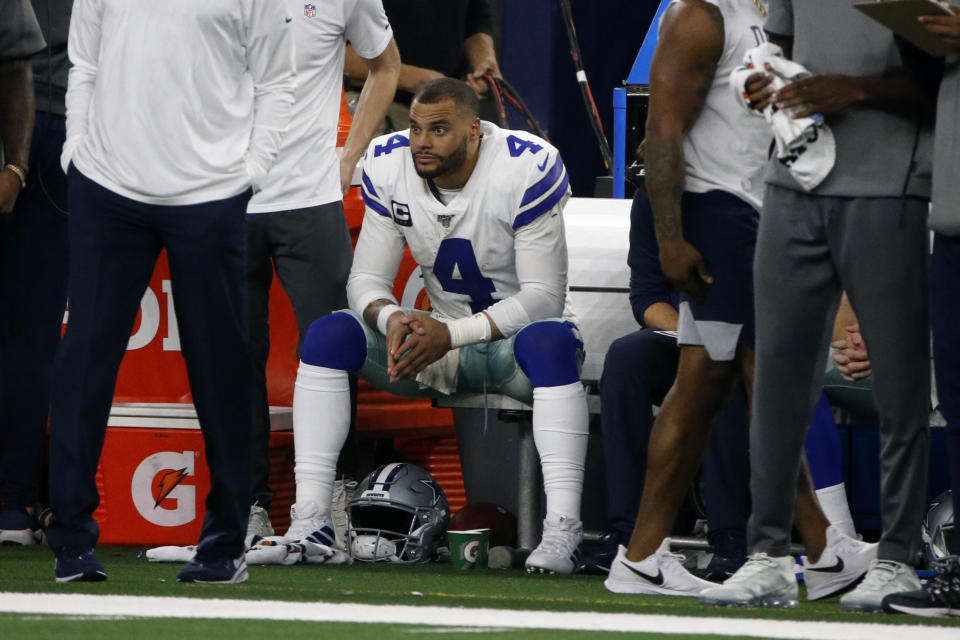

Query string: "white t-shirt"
[[348, 122, 575, 338], [663, 0, 770, 209], [63, 0, 296, 205], [248, 0, 393, 213]]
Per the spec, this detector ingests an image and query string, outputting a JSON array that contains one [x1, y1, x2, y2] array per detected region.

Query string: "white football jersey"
[[349, 121, 574, 338]]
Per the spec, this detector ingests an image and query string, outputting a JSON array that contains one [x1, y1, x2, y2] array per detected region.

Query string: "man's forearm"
[[0, 60, 35, 169], [644, 129, 686, 245], [341, 40, 401, 172], [464, 32, 499, 75]]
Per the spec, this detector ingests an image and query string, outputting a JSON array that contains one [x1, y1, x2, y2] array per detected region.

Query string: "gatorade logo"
[[131, 451, 197, 527], [462, 540, 480, 564]]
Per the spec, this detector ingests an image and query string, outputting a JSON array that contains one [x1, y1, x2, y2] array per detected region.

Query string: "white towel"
[[729, 42, 835, 191], [415, 345, 460, 395], [245, 536, 352, 565], [145, 545, 197, 563]]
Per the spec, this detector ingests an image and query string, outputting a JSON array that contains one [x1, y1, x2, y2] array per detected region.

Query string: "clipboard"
[[854, 0, 955, 56]]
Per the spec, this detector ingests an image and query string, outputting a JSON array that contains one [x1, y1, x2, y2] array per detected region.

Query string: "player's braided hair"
[[413, 77, 480, 119]]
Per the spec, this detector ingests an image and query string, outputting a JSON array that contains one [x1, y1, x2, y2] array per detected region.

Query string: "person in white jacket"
[[46, 0, 295, 585]]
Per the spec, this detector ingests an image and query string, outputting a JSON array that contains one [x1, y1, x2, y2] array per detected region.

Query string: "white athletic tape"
[[1, 593, 957, 639]]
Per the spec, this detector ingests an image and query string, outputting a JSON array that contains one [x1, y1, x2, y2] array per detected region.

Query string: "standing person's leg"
[[748, 187, 841, 558], [701, 384, 750, 579], [931, 233, 960, 556], [832, 196, 929, 611], [883, 231, 960, 616], [245, 211, 276, 523], [46, 168, 161, 581], [161, 190, 253, 581], [270, 202, 357, 481], [0, 113, 69, 541]]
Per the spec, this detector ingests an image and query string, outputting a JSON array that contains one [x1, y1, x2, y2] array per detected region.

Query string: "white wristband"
[[376, 304, 403, 335], [446, 313, 493, 349]]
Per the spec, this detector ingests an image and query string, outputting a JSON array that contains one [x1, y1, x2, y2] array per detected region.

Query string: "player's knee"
[[602, 332, 657, 381], [514, 321, 582, 387], [301, 312, 367, 371]]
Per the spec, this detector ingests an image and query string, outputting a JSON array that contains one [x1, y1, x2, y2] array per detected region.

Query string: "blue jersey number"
[[374, 134, 410, 157], [507, 134, 543, 158], [434, 238, 496, 313]]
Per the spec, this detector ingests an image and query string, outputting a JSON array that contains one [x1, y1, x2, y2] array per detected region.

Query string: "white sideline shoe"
[[605, 539, 714, 596], [803, 525, 876, 600], [699, 553, 799, 608], [839, 559, 921, 612], [525, 514, 583, 575], [245, 504, 274, 549]]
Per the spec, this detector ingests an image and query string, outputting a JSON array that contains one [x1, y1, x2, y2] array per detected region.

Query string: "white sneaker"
[[525, 514, 583, 575], [839, 559, 921, 612], [283, 502, 336, 548], [605, 540, 715, 596], [331, 479, 357, 550], [700, 553, 799, 608], [803, 525, 876, 600], [245, 504, 274, 549]]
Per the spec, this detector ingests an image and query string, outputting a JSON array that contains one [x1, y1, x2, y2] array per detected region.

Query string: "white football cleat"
[[605, 540, 714, 596], [525, 514, 583, 575], [283, 502, 337, 547]]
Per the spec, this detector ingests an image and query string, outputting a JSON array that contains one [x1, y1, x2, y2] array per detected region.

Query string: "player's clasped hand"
[[386, 312, 452, 382], [659, 239, 713, 302]]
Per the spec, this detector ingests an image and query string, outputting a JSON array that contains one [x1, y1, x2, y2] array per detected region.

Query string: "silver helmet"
[[347, 463, 449, 563], [922, 490, 955, 566]]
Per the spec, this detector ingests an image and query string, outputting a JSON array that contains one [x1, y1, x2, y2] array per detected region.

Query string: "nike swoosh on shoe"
[[621, 561, 664, 585], [807, 557, 845, 573]]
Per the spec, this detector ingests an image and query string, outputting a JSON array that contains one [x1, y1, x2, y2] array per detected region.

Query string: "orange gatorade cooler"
[[94, 404, 294, 546]]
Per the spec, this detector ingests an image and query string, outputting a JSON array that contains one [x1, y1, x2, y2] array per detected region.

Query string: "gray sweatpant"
[[749, 184, 930, 564]]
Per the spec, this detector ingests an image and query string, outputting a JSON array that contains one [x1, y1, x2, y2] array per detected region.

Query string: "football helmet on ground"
[[347, 463, 449, 563]]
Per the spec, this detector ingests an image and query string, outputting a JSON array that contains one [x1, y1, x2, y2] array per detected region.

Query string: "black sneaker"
[[54, 547, 107, 583], [0, 505, 36, 546], [575, 531, 625, 575], [883, 555, 960, 617], [177, 555, 248, 584]]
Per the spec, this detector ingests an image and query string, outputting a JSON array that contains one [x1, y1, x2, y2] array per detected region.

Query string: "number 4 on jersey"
[[434, 238, 496, 313], [506, 134, 543, 158]]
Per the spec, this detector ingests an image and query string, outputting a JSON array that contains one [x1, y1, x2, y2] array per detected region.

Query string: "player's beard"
[[413, 135, 468, 180]]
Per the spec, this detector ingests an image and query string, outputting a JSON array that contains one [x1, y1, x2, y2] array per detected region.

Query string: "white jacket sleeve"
[[62, 0, 102, 173], [241, 0, 296, 190], [482, 194, 570, 337]]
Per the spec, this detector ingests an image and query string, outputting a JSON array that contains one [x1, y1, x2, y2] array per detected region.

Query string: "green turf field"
[[1, 545, 959, 639]]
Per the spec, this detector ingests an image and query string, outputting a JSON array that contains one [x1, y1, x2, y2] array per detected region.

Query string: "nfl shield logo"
[[304, 3, 316, 18]]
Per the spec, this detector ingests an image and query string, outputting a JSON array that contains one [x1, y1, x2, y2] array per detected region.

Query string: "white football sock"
[[816, 483, 857, 538], [532, 381, 588, 520], [292, 362, 351, 517]]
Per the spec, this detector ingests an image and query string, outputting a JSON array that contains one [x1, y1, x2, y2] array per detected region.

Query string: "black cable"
[[557, 0, 613, 173], [484, 74, 549, 142]]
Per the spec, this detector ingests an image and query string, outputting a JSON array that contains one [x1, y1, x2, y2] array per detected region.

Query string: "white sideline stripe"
[[1, 592, 957, 638]]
